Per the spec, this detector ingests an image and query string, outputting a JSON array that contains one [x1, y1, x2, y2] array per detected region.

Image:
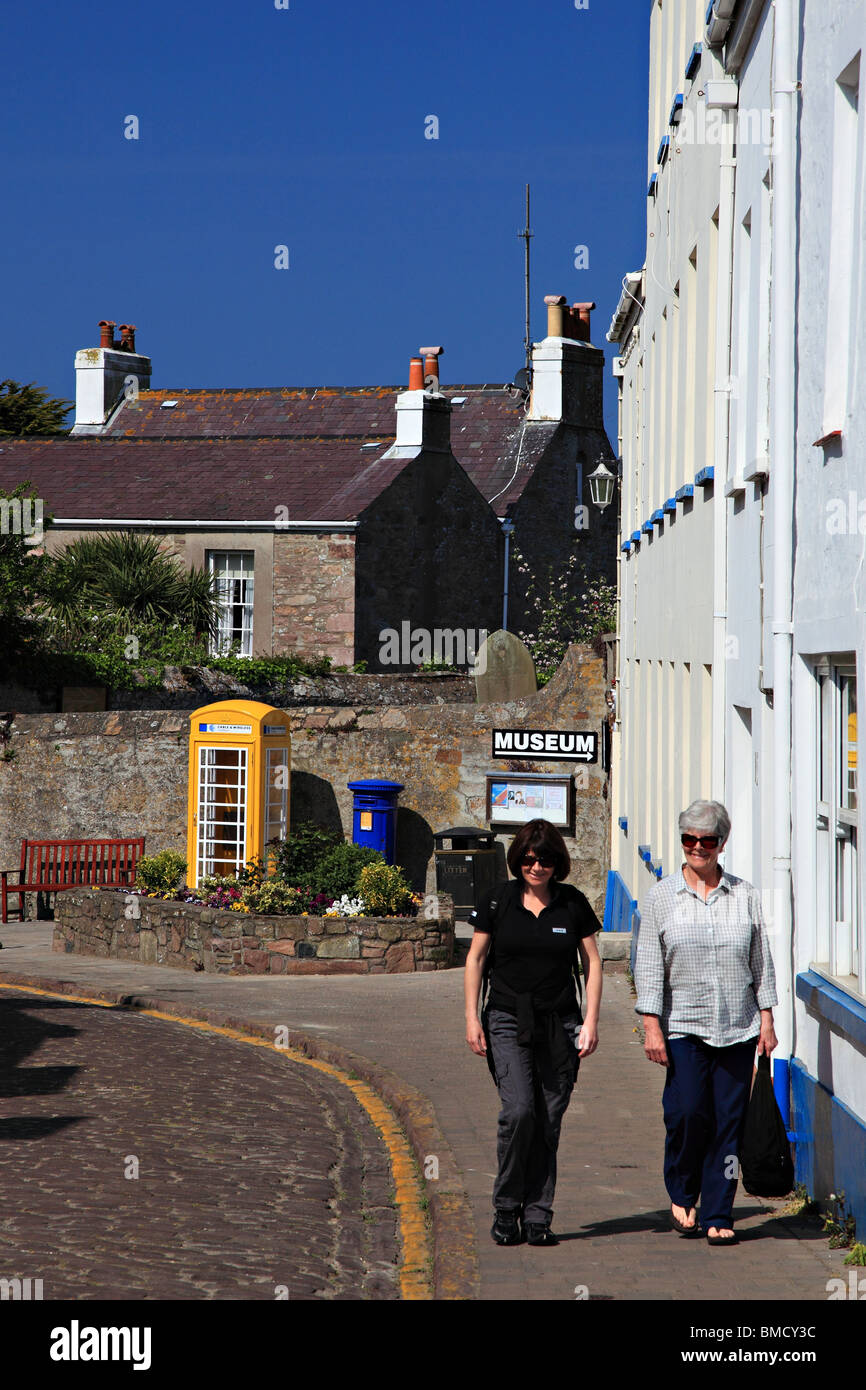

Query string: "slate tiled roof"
[[0, 386, 556, 523], [0, 437, 401, 523], [102, 387, 402, 440]]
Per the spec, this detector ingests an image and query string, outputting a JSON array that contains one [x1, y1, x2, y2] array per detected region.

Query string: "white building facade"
[[607, 0, 866, 1234]]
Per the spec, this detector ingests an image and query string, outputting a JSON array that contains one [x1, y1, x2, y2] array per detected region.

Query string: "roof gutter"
[[705, 0, 738, 48], [46, 519, 360, 532], [607, 272, 644, 344]]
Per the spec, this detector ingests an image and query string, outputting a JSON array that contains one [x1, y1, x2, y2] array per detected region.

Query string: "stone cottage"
[[0, 302, 618, 670]]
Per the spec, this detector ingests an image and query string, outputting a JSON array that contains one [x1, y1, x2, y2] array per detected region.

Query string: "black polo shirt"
[[470, 878, 601, 1008]]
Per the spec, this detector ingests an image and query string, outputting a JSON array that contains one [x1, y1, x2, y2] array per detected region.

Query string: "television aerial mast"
[[517, 183, 534, 390]]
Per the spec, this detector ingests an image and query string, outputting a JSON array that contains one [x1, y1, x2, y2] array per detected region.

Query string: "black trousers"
[[486, 1007, 581, 1226]]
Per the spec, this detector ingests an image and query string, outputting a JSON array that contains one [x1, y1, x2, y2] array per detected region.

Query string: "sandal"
[[706, 1228, 739, 1246], [670, 1204, 701, 1236]]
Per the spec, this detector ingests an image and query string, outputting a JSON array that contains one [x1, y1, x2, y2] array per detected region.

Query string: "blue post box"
[[347, 779, 404, 865]]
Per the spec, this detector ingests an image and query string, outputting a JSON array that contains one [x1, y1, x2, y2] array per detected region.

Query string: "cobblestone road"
[[0, 990, 400, 1300]]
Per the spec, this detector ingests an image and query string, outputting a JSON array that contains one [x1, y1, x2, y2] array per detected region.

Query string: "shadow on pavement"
[[558, 1203, 827, 1244], [0, 1116, 85, 1140], [0, 995, 88, 1131]]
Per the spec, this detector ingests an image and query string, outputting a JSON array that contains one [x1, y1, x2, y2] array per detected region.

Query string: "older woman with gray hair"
[[634, 799, 777, 1246]]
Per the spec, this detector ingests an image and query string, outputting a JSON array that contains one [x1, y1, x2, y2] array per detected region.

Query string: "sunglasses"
[[681, 834, 720, 850], [522, 854, 555, 868]]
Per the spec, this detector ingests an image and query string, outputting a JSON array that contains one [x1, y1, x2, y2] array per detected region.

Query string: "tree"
[[0, 483, 50, 661], [0, 380, 73, 437], [514, 540, 617, 684]]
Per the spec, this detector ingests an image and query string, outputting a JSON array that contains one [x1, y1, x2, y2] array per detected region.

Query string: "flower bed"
[[52, 887, 455, 975]]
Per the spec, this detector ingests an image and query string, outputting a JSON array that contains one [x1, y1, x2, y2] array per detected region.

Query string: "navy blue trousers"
[[662, 1034, 757, 1230]]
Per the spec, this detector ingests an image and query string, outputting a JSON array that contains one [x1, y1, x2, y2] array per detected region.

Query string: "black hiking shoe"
[[491, 1209, 523, 1245], [524, 1222, 559, 1246]]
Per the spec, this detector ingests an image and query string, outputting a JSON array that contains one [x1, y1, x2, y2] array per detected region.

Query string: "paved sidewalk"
[[0, 925, 847, 1301]]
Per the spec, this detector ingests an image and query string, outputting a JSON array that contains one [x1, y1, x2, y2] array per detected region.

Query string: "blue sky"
[[4, 0, 649, 443]]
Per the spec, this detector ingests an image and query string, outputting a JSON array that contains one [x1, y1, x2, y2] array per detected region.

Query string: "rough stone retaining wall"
[[53, 888, 455, 976], [1, 646, 610, 917], [0, 668, 474, 714]]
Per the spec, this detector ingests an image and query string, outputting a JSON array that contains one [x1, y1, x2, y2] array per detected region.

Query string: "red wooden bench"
[[1, 837, 146, 923]]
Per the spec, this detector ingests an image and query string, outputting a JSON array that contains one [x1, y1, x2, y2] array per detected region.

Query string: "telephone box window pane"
[[197, 746, 248, 881], [265, 748, 289, 850]]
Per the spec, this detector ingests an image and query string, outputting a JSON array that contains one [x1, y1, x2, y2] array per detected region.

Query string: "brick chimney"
[[72, 319, 152, 434], [527, 295, 604, 425], [383, 352, 452, 456]]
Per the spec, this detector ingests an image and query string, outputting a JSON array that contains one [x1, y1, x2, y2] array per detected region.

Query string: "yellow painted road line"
[[0, 981, 432, 1300]]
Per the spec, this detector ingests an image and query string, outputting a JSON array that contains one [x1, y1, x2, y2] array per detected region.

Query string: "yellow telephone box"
[[187, 700, 291, 888]]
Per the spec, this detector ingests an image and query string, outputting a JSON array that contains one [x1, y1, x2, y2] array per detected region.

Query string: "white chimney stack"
[[385, 351, 452, 456], [528, 296, 603, 426], [72, 319, 152, 434]]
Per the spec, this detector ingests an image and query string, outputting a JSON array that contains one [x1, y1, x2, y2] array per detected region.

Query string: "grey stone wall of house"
[[353, 449, 503, 673], [53, 888, 455, 976], [0, 646, 610, 919], [507, 422, 619, 641]]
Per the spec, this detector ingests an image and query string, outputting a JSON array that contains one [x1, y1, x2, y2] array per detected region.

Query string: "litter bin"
[[348, 779, 404, 865], [433, 827, 499, 915]]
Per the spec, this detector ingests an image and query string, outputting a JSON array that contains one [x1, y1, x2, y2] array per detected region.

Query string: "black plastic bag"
[[740, 1054, 795, 1197]]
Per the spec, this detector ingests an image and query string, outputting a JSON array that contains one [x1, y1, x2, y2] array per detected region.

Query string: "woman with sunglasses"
[[634, 799, 777, 1246], [464, 818, 602, 1247]]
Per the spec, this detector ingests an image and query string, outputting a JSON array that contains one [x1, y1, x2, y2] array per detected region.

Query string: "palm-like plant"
[[43, 533, 220, 639]]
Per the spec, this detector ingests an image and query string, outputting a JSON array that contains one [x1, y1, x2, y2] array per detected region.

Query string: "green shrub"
[[208, 651, 332, 683], [844, 1243, 866, 1266], [241, 881, 307, 916], [268, 822, 343, 882], [311, 842, 385, 900], [357, 861, 414, 916], [241, 881, 333, 916], [135, 849, 188, 893]]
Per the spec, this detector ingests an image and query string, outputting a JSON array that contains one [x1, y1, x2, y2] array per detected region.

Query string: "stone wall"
[[507, 422, 619, 638], [0, 646, 610, 918], [353, 448, 503, 672], [0, 669, 474, 715], [273, 531, 356, 667], [53, 888, 455, 976]]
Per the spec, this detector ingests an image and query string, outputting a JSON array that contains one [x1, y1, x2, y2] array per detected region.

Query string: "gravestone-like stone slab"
[[474, 630, 537, 704]]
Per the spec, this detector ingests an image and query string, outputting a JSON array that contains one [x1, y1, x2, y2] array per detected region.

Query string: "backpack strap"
[[480, 879, 514, 1006]]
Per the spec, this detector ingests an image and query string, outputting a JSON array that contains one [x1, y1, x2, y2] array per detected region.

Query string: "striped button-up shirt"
[[634, 868, 777, 1048]]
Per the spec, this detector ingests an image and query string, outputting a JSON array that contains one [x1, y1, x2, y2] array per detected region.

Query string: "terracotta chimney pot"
[[420, 345, 444, 391], [119, 324, 137, 352], [572, 302, 596, 342], [544, 295, 568, 338], [98, 320, 116, 349], [408, 356, 425, 391]]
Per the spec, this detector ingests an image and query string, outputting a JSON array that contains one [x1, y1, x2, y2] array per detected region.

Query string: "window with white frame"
[[816, 658, 860, 993], [207, 551, 254, 657]]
